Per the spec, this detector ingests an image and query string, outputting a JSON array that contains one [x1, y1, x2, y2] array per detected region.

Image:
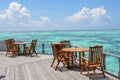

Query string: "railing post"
[[42, 43, 45, 54], [118, 58, 120, 78], [75, 52, 77, 58], [103, 53, 106, 70]]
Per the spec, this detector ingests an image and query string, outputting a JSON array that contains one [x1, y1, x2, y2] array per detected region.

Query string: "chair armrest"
[[81, 56, 87, 61]]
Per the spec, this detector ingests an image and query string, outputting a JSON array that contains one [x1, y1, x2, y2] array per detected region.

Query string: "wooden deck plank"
[[5, 67, 14, 80], [0, 53, 119, 80], [0, 68, 6, 80], [14, 66, 19, 80], [27, 63, 41, 80], [37, 60, 58, 80], [17, 65, 25, 80], [43, 62, 67, 80], [35, 62, 48, 80], [43, 60, 88, 80], [42, 60, 76, 80], [23, 64, 33, 80]]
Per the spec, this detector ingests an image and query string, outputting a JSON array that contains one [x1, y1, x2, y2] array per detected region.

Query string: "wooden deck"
[[0, 52, 119, 80]]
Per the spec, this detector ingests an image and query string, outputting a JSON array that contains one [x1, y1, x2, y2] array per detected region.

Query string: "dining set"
[[4, 38, 37, 57], [50, 40, 105, 80]]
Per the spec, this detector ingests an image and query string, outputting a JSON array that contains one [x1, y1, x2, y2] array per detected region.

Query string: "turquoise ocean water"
[[0, 30, 120, 55], [0, 29, 120, 74]]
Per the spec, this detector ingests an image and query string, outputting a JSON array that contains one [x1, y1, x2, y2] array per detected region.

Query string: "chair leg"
[[12, 52, 16, 58], [23, 50, 27, 56], [62, 59, 67, 66], [80, 63, 83, 74], [34, 50, 37, 55], [36, 52, 37, 55], [93, 67, 96, 73], [100, 65, 105, 78], [61, 57, 67, 66], [33, 49, 37, 55], [86, 66, 90, 80], [30, 51, 32, 57], [5, 51, 8, 57], [62, 61, 65, 66], [55, 61, 60, 70], [51, 58, 55, 67]]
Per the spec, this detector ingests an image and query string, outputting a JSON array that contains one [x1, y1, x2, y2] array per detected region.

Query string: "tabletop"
[[62, 47, 89, 52], [14, 41, 29, 45]]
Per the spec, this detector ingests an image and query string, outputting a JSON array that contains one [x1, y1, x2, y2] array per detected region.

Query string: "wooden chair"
[[10, 38, 15, 43], [80, 45, 105, 80], [60, 40, 76, 64], [5, 39, 11, 56], [51, 43, 67, 70], [60, 40, 71, 48], [24, 40, 37, 57], [5, 39, 20, 57]]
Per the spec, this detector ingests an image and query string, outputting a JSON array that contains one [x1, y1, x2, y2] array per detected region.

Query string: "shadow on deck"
[[58, 65, 113, 80]]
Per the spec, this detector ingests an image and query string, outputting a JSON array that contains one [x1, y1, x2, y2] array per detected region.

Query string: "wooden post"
[[79, 52, 81, 67], [75, 52, 77, 58], [118, 58, 120, 78], [42, 44, 45, 54], [103, 53, 106, 70]]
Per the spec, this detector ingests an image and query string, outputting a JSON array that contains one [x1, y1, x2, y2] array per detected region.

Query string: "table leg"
[[82, 51, 84, 57], [67, 52, 70, 68], [23, 44, 26, 55], [16, 44, 20, 55], [79, 52, 81, 67], [71, 52, 73, 66]]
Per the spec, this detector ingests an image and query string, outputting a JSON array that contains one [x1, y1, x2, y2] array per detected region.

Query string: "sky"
[[0, 0, 120, 31]]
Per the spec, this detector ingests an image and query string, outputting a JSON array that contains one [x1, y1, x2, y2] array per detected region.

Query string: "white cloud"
[[0, 2, 50, 27], [39, 16, 51, 25], [65, 7, 90, 22], [65, 6, 110, 25], [21, 16, 51, 27], [0, 2, 30, 20]]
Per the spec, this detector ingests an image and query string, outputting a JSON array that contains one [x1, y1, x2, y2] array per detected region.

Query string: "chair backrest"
[[60, 40, 71, 48], [5, 39, 15, 52], [9, 38, 15, 43], [5, 39, 9, 51], [30, 40, 37, 51], [88, 46, 103, 65], [51, 43, 64, 58]]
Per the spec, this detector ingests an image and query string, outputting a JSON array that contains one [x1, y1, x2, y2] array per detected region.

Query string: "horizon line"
[[0, 29, 120, 32]]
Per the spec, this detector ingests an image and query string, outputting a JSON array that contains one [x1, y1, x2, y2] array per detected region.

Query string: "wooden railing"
[[0, 41, 6, 51], [103, 52, 120, 79], [41, 43, 120, 79], [42, 43, 45, 53]]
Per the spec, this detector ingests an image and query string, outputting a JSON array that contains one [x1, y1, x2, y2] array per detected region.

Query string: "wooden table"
[[62, 47, 89, 68], [14, 41, 29, 55]]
